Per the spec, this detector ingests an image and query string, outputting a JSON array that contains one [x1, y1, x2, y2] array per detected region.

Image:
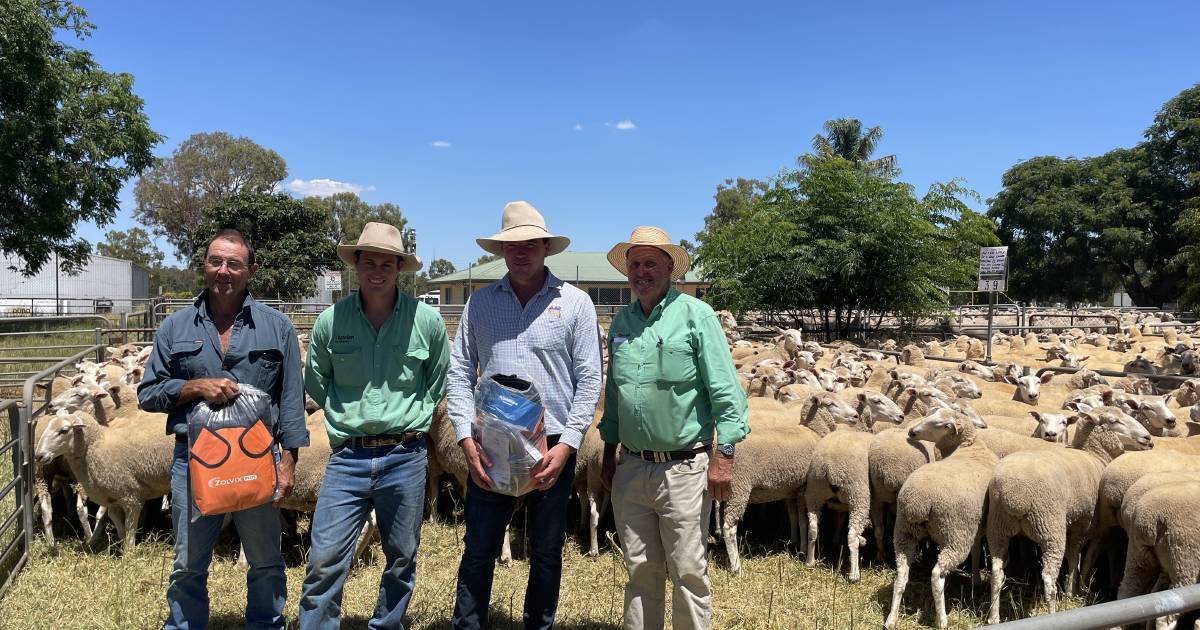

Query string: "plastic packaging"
[[473, 373, 547, 496], [187, 384, 279, 521]]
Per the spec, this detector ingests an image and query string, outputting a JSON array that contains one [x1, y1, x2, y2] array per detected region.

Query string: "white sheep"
[[34, 411, 174, 550], [804, 398, 903, 581], [884, 409, 999, 630], [985, 406, 1154, 624], [1115, 472, 1200, 630]]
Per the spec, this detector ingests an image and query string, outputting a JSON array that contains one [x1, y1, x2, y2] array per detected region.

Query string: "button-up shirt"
[[446, 269, 602, 450], [598, 288, 749, 452], [305, 290, 449, 446], [137, 291, 310, 449]]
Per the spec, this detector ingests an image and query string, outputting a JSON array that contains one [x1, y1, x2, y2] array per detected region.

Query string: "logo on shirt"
[[545, 304, 562, 319], [334, 335, 355, 342]]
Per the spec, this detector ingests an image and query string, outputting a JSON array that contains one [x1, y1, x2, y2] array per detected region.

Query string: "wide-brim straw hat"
[[607, 226, 691, 280], [336, 221, 422, 272], [476, 201, 571, 256]]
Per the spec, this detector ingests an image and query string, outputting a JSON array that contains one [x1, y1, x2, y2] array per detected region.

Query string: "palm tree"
[[809, 118, 898, 176]]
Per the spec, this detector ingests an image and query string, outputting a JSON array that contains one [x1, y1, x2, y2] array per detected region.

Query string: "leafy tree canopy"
[[192, 193, 336, 300], [428, 258, 456, 278], [135, 131, 287, 259], [808, 118, 897, 177], [96, 227, 163, 270], [0, 0, 160, 275], [473, 253, 501, 266], [303, 192, 420, 295]]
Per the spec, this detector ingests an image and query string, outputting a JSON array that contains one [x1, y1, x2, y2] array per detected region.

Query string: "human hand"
[[459, 437, 494, 490], [532, 443, 572, 491], [273, 449, 296, 507], [707, 450, 733, 502], [194, 378, 240, 405]]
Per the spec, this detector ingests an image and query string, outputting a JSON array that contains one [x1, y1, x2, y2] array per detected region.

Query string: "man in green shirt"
[[300, 222, 450, 629], [599, 226, 749, 630]]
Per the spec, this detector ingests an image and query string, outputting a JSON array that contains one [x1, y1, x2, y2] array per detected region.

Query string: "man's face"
[[355, 250, 401, 297], [204, 238, 256, 299], [502, 239, 549, 285], [626, 246, 673, 306]]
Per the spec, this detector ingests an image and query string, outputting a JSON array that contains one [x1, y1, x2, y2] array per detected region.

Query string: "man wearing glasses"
[[139, 229, 309, 630]]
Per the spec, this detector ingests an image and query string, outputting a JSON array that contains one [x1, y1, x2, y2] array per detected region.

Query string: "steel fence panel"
[[0, 398, 30, 598]]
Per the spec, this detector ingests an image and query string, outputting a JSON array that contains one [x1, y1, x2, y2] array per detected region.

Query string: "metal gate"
[[0, 398, 32, 598]]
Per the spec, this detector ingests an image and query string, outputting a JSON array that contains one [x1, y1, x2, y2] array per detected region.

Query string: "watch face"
[[719, 443, 734, 456]]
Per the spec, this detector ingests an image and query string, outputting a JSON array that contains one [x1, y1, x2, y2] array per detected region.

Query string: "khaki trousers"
[[611, 449, 712, 630]]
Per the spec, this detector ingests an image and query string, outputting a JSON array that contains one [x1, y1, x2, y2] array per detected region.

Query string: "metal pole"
[[985, 290, 995, 364], [984, 583, 1200, 629], [94, 328, 103, 362], [55, 253, 60, 316]]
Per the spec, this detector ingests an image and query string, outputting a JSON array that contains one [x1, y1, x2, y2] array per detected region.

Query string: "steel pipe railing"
[[984, 583, 1200, 629]]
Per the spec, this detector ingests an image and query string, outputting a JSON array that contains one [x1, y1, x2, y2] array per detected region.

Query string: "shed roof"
[[429, 251, 706, 284]]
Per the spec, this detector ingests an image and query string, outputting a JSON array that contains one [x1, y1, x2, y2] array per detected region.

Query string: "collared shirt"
[[137, 291, 310, 449], [598, 288, 749, 452], [305, 290, 449, 447], [446, 269, 602, 450]]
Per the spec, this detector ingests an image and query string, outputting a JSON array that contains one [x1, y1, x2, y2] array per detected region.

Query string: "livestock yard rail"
[[985, 583, 1200, 629]]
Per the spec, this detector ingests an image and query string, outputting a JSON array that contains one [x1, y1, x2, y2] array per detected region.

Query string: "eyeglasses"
[[205, 257, 248, 272]]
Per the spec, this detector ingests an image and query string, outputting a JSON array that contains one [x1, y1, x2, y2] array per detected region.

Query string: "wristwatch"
[[717, 443, 735, 458]]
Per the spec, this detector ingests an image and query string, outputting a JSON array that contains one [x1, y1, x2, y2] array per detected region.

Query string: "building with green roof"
[[428, 251, 709, 305]]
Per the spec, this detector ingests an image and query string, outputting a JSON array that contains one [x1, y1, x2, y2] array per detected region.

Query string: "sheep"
[[898, 345, 925, 367], [573, 414, 607, 557], [884, 410, 999, 630], [1123, 354, 1158, 376], [985, 406, 1154, 624], [1174, 379, 1200, 407], [34, 411, 174, 550], [867, 415, 940, 563], [1112, 375, 1156, 395], [1104, 391, 1179, 436], [1080, 449, 1200, 588], [803, 399, 904, 581], [1115, 472, 1200, 630], [775, 383, 819, 405], [1067, 369, 1108, 390], [928, 372, 982, 399]]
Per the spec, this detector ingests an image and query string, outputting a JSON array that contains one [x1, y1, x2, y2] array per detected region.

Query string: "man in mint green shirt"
[[300, 222, 449, 629], [599, 226, 749, 630]]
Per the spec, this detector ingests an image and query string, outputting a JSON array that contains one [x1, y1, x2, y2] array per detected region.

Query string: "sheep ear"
[[1030, 411, 1042, 421], [857, 392, 867, 402], [1040, 372, 1055, 384], [69, 417, 85, 430]]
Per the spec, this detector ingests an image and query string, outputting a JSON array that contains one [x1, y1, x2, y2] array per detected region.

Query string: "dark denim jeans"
[[452, 439, 576, 630], [299, 439, 427, 630], [165, 440, 286, 630]]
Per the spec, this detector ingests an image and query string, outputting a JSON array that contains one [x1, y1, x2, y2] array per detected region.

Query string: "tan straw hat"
[[336, 222, 422, 272], [607, 226, 691, 280], [476, 201, 571, 256]]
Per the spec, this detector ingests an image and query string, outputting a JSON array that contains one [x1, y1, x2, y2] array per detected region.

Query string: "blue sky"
[[71, 0, 1200, 272]]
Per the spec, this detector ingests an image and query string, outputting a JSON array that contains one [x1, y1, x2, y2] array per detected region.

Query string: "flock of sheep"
[[23, 310, 1200, 629]]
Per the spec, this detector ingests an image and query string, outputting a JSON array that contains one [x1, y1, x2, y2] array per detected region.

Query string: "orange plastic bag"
[[187, 385, 278, 519]]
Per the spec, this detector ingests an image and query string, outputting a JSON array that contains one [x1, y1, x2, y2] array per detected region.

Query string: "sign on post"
[[323, 270, 343, 291], [977, 246, 1008, 292]]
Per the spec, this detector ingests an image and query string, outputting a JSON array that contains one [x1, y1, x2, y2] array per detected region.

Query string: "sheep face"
[[958, 360, 993, 380], [1059, 353, 1090, 368], [792, 369, 823, 390], [1063, 393, 1103, 413], [932, 374, 981, 399], [1190, 404, 1200, 424], [816, 369, 848, 393], [906, 409, 963, 442], [1123, 355, 1158, 375], [1013, 373, 1054, 405], [1081, 408, 1153, 451], [1075, 370, 1107, 388], [34, 413, 86, 465], [1180, 350, 1198, 376], [1117, 377, 1155, 395], [1030, 411, 1072, 443], [857, 392, 904, 425], [1118, 394, 1178, 433], [48, 384, 107, 413], [809, 394, 860, 425], [789, 351, 817, 371]]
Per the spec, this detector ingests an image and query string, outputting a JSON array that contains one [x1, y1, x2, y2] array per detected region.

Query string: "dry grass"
[[0, 515, 1089, 629]]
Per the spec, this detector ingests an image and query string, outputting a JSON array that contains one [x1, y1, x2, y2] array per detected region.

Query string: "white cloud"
[[430, 140, 452, 148], [284, 178, 375, 198], [606, 119, 637, 131], [573, 123, 583, 131]]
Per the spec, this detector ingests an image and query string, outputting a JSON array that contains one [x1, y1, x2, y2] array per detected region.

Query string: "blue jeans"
[[452, 440, 576, 630], [299, 439, 427, 630], [165, 440, 286, 630]]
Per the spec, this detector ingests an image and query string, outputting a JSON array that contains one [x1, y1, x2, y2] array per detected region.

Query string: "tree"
[[696, 155, 992, 337], [134, 132, 287, 259], [0, 0, 160, 275], [677, 239, 697, 258], [428, 258, 456, 278], [473, 253, 501, 266], [96, 227, 163, 269], [192, 193, 336, 300], [808, 118, 897, 177], [704, 178, 768, 231]]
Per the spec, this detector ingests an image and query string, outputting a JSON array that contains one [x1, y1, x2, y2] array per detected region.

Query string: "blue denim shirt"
[[137, 291, 310, 449]]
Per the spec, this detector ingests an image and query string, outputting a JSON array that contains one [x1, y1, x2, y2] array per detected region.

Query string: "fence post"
[[119, 312, 128, 344], [94, 328, 103, 362]]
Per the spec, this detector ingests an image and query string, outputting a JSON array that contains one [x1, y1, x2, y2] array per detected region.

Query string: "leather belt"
[[623, 445, 708, 463], [347, 432, 425, 448]]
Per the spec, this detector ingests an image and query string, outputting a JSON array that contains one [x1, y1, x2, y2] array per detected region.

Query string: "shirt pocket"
[[610, 340, 640, 386], [331, 350, 367, 388], [654, 340, 697, 386], [168, 339, 207, 378], [392, 344, 429, 390], [247, 346, 284, 394], [528, 318, 566, 352]]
